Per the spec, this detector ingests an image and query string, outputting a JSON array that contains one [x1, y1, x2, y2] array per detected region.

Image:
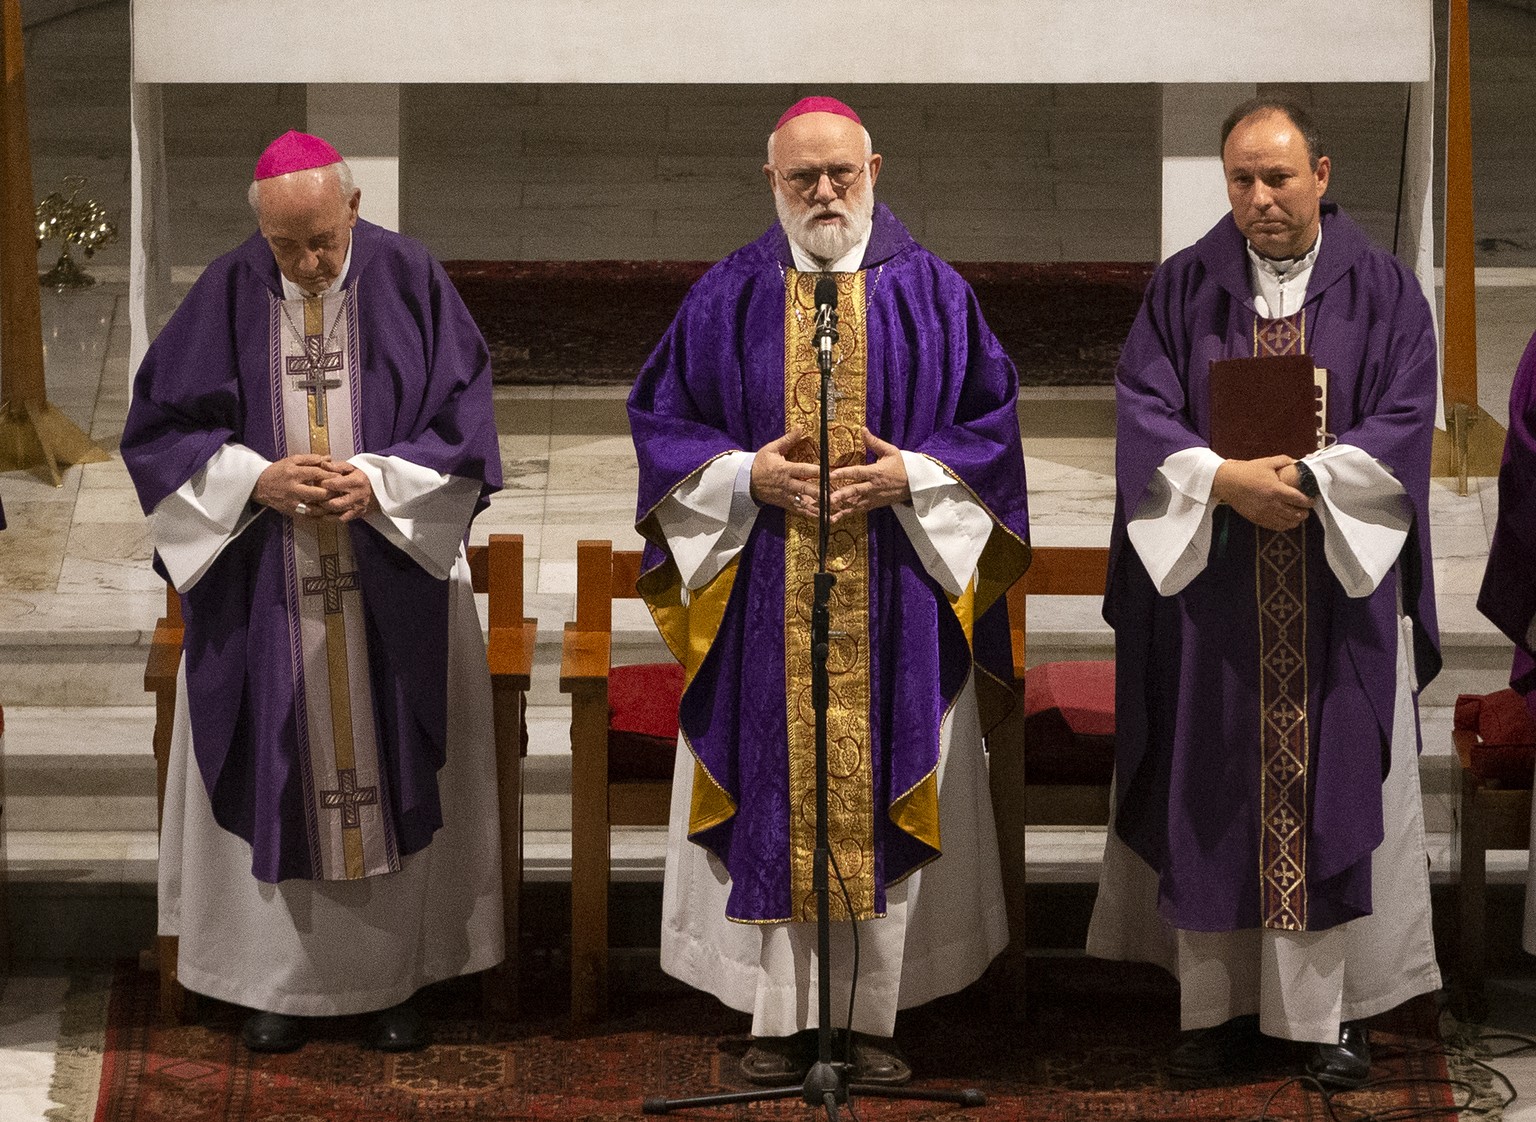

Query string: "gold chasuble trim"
[[782, 269, 878, 922], [1254, 310, 1311, 930], [277, 292, 395, 882]]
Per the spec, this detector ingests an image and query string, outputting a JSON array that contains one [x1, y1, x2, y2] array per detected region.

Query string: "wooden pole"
[[0, 0, 107, 484], [1436, 0, 1505, 490]]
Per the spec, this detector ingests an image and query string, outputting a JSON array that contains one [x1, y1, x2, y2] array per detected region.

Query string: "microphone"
[[813, 275, 838, 371]]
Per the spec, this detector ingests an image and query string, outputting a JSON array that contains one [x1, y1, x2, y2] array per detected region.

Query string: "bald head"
[[251, 164, 361, 295], [764, 111, 881, 266]]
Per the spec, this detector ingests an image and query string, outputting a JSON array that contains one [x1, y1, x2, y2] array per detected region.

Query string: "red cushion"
[[1456, 689, 1536, 786], [1021, 660, 1116, 786], [608, 662, 684, 783]]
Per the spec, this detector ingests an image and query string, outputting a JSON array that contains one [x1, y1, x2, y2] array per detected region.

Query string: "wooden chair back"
[[987, 543, 1112, 1015], [561, 539, 671, 1023]]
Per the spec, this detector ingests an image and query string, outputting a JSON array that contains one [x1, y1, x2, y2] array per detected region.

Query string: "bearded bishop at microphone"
[[628, 97, 1031, 1086], [122, 130, 503, 1054]]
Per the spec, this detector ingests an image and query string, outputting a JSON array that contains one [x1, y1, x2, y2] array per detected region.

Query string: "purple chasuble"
[[1109, 204, 1440, 933], [628, 205, 1031, 923], [122, 220, 501, 883], [1479, 328, 1536, 701]]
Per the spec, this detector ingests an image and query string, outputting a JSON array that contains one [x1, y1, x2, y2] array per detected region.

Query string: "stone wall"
[[142, 82, 1414, 266], [395, 83, 1409, 264], [23, 1, 1536, 269]]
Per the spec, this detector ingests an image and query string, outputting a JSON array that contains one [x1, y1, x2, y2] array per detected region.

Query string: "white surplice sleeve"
[[1304, 443, 1413, 598], [148, 442, 271, 593], [1125, 447, 1224, 596], [148, 445, 482, 593], [350, 453, 484, 581], [891, 452, 994, 597], [652, 451, 759, 591], [653, 450, 992, 598], [1125, 443, 1412, 599]]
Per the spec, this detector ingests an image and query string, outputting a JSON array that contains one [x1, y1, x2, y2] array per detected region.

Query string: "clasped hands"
[[253, 454, 377, 523], [750, 427, 910, 523], [1212, 454, 1314, 531]]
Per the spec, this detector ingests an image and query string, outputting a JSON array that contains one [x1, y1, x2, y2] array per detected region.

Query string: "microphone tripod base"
[[801, 1060, 848, 1108]]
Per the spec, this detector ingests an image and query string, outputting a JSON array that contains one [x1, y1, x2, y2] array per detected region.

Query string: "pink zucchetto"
[[775, 96, 862, 132], [253, 130, 343, 181]]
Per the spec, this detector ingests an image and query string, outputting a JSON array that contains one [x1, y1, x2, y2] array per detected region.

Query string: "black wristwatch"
[[1293, 460, 1320, 499]]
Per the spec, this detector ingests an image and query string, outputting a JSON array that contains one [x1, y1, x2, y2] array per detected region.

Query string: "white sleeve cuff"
[[352, 453, 482, 581], [653, 451, 759, 591], [891, 451, 994, 598], [1305, 443, 1413, 598], [1125, 446, 1223, 595], [149, 442, 271, 592]]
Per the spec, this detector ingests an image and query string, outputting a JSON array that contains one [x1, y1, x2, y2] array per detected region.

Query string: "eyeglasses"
[[774, 163, 867, 196]]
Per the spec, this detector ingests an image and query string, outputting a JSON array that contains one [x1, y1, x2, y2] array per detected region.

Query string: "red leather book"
[[1208, 354, 1326, 461]]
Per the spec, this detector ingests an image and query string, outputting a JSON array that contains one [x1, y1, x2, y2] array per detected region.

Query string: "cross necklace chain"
[[281, 291, 350, 429]]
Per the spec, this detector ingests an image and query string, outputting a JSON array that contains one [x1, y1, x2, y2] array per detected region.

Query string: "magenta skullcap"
[[775, 96, 862, 131], [253, 130, 343, 181]]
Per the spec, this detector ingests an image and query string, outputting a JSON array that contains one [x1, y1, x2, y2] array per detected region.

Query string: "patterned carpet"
[[80, 958, 1474, 1122], [443, 260, 1155, 388]]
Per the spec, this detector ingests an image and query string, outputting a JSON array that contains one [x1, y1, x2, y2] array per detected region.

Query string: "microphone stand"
[[643, 280, 984, 1118]]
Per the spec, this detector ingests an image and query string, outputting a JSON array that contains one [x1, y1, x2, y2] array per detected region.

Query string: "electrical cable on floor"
[[1236, 1025, 1536, 1122], [827, 844, 862, 1121]]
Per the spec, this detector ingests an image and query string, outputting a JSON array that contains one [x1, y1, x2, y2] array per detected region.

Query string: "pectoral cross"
[[824, 378, 844, 423], [302, 552, 361, 615], [287, 334, 344, 428]]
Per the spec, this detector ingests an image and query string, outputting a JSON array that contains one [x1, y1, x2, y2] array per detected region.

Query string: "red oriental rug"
[[92, 959, 1467, 1121], [443, 260, 1155, 388]]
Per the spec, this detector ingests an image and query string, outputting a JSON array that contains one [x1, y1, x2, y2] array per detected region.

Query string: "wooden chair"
[[987, 545, 1114, 1006], [1452, 716, 1535, 1020], [144, 533, 537, 1021], [560, 539, 678, 1024]]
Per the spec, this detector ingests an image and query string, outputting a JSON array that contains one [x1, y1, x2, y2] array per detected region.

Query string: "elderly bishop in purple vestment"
[[629, 98, 1030, 1087], [122, 131, 503, 1055], [1478, 326, 1536, 953], [1085, 99, 1441, 1090]]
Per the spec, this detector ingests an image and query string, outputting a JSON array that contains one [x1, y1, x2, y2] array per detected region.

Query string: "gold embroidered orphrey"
[[275, 292, 397, 881], [1253, 309, 1310, 930], [782, 269, 876, 922]]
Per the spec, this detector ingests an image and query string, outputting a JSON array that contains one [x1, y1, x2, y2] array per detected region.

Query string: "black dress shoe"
[[849, 1033, 912, 1086], [1307, 1021, 1371, 1089], [1167, 1014, 1263, 1081], [367, 1001, 431, 1053], [740, 1031, 816, 1085], [241, 1011, 307, 1053]]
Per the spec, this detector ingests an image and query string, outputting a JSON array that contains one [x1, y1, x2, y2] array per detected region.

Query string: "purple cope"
[[1108, 203, 1441, 933], [121, 220, 502, 883]]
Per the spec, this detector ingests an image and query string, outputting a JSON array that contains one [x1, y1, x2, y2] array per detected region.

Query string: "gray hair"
[[247, 159, 356, 215], [766, 124, 874, 165]]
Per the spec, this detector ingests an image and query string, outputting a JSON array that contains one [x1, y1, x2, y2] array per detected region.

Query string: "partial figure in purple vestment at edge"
[[120, 131, 504, 1055], [628, 97, 1031, 1087], [1478, 327, 1536, 951], [1085, 97, 1442, 1090]]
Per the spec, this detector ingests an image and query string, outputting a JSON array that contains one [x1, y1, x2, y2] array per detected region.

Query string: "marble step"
[[0, 703, 1472, 882]]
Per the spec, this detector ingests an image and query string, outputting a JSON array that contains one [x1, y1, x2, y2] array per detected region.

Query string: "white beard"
[[774, 181, 875, 266]]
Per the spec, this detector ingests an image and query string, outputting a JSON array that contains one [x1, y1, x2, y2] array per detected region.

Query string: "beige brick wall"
[[397, 82, 1409, 264], [136, 81, 1430, 266]]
